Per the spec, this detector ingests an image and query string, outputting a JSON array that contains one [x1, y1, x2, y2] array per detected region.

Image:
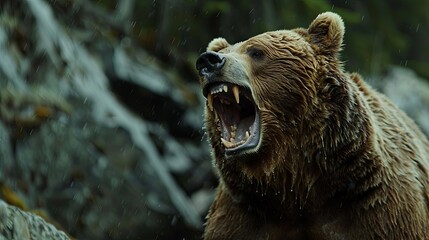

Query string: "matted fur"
[[198, 12, 429, 240]]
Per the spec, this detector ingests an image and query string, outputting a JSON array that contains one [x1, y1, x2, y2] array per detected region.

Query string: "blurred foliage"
[[92, 0, 429, 79]]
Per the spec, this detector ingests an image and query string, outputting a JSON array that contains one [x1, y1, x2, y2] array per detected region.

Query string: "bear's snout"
[[196, 51, 226, 78]]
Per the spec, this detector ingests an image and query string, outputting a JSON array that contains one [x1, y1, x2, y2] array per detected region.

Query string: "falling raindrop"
[[171, 215, 178, 226]]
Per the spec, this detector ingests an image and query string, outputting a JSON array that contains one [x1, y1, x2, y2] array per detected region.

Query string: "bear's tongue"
[[208, 83, 260, 153], [215, 101, 252, 147]]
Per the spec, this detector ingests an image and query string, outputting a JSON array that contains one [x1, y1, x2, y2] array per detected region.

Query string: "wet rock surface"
[[0, 0, 215, 239], [0, 199, 70, 240]]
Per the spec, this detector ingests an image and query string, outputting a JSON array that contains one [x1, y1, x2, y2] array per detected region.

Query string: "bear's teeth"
[[207, 93, 213, 111], [232, 85, 240, 104], [220, 130, 251, 149], [221, 138, 235, 148], [221, 137, 246, 148], [211, 86, 227, 95]]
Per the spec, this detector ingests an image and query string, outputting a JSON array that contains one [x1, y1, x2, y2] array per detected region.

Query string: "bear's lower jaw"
[[205, 82, 262, 156], [223, 109, 261, 156]]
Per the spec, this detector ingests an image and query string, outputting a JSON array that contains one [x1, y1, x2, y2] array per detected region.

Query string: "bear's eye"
[[247, 48, 264, 60]]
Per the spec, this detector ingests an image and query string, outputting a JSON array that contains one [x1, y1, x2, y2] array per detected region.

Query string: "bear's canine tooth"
[[245, 131, 250, 139], [232, 85, 240, 104], [220, 137, 227, 146], [221, 138, 234, 148], [207, 93, 214, 111], [223, 85, 228, 92]]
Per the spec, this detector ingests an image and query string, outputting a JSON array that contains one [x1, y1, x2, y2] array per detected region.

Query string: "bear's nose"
[[196, 52, 226, 78]]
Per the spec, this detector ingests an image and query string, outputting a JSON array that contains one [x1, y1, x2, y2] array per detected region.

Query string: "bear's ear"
[[207, 37, 230, 52], [308, 12, 345, 55]]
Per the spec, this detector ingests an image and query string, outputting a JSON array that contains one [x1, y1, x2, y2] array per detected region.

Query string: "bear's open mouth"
[[204, 83, 261, 155]]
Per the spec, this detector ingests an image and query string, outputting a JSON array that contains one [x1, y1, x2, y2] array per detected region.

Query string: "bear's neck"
[[217, 73, 382, 216], [233, 73, 381, 213], [300, 73, 381, 206]]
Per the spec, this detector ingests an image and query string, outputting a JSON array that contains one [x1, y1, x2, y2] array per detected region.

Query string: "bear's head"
[[196, 12, 351, 202]]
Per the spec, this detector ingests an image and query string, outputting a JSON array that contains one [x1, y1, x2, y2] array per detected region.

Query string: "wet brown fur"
[[200, 12, 429, 240]]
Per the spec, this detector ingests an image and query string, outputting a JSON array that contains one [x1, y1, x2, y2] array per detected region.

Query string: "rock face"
[[0, 0, 214, 239], [0, 200, 69, 240]]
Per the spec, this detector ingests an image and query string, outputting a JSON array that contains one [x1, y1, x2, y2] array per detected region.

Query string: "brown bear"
[[196, 12, 429, 240]]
